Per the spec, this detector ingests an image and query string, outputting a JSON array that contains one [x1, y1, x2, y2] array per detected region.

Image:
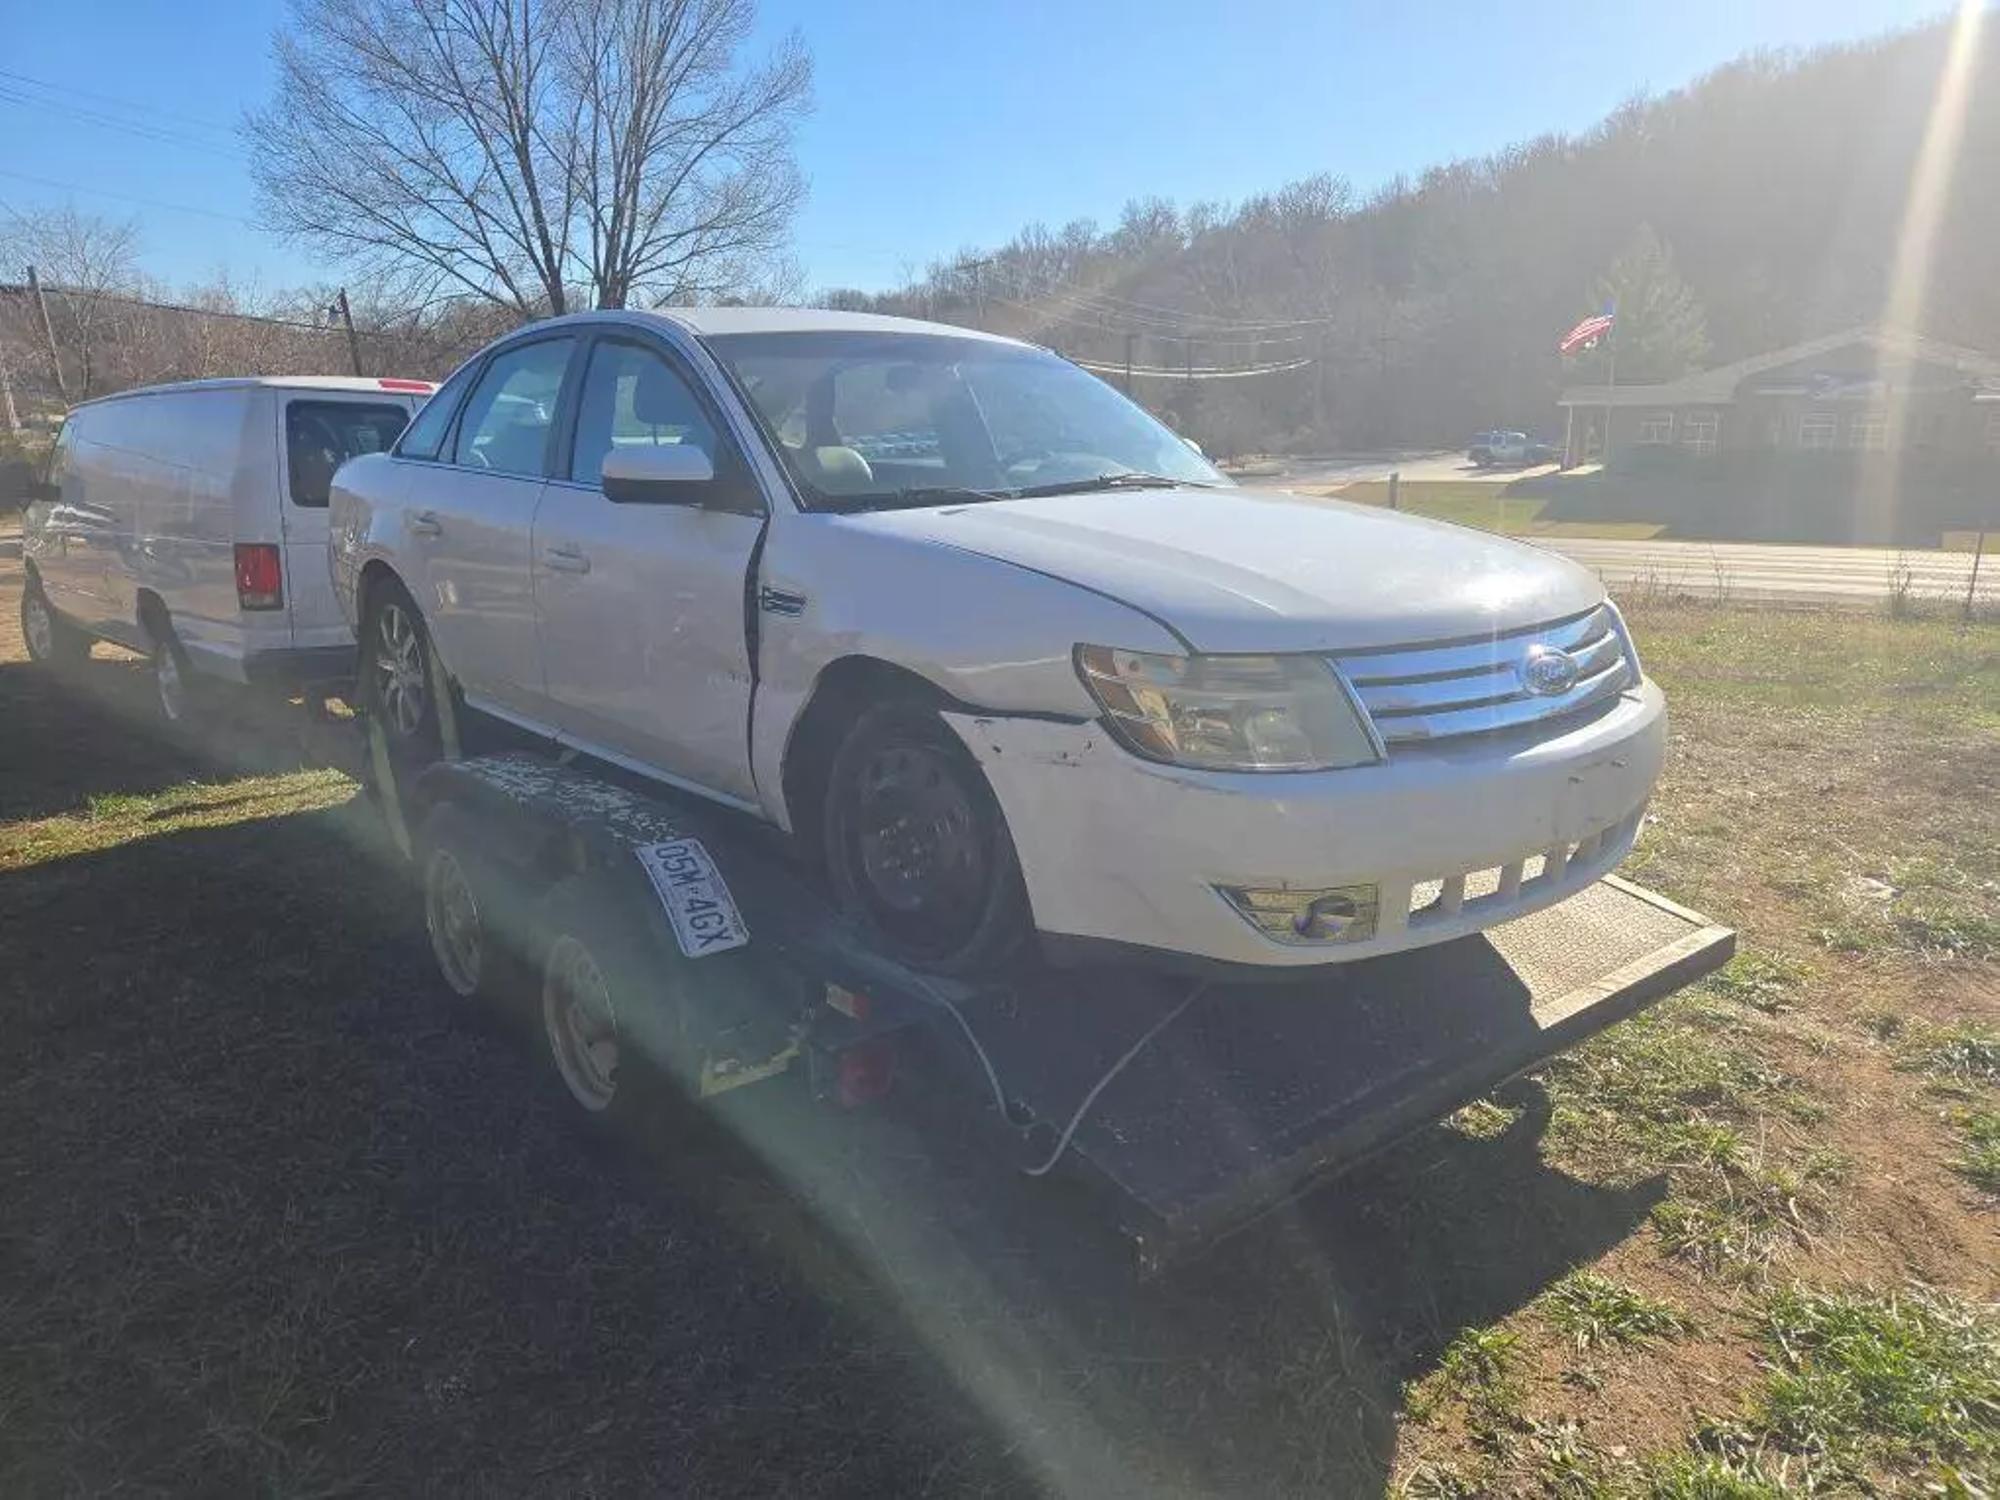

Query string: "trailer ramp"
[[950, 878, 1732, 1268]]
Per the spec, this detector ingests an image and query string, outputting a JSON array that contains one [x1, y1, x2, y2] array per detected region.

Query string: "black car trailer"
[[365, 712, 1733, 1275]]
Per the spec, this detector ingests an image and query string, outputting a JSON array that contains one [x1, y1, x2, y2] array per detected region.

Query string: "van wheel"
[[821, 697, 1031, 974], [21, 580, 87, 669], [150, 632, 200, 727], [361, 579, 442, 765]]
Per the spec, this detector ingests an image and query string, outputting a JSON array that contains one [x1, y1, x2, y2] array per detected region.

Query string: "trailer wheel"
[[20, 577, 88, 670], [534, 875, 666, 1120], [418, 802, 529, 1006]]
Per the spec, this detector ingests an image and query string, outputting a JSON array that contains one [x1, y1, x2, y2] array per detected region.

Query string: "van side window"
[[286, 401, 411, 508], [450, 339, 576, 476], [395, 362, 479, 461]]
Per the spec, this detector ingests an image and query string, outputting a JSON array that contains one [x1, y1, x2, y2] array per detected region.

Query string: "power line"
[[0, 86, 249, 164], [1069, 356, 1314, 380], [0, 167, 260, 227], [0, 67, 239, 138]]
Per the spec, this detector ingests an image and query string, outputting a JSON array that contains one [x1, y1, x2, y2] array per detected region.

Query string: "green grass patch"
[[1331, 480, 1663, 538], [1405, 1325, 1523, 1427], [0, 772, 355, 871], [1702, 952, 1812, 1015], [1623, 605, 2000, 732], [1950, 1109, 2000, 1194], [1749, 1284, 2000, 1479], [1896, 1020, 2000, 1094], [1541, 1271, 1697, 1351]]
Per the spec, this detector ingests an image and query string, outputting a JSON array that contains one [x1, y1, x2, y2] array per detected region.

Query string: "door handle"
[[543, 546, 590, 574], [408, 510, 442, 538]]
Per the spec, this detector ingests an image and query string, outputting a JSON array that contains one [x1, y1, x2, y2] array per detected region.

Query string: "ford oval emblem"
[[1520, 645, 1581, 697]]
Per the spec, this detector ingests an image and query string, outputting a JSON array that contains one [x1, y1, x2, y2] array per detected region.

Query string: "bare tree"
[[2, 206, 143, 398], [247, 0, 810, 317]]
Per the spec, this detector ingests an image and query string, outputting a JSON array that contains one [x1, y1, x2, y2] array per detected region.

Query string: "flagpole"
[[1602, 301, 1617, 467]]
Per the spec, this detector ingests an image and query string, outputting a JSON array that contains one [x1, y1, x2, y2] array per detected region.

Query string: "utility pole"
[[26, 265, 69, 403], [333, 288, 364, 377], [1123, 331, 1135, 395]]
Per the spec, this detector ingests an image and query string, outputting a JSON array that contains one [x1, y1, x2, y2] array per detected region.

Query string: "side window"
[[450, 338, 576, 476], [396, 361, 478, 461], [286, 401, 410, 507], [568, 340, 722, 484]]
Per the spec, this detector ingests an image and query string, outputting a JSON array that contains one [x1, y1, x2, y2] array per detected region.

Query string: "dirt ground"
[[1, 534, 1995, 1496]]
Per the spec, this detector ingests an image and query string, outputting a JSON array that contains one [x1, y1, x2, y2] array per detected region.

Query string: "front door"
[[410, 334, 578, 726], [532, 333, 766, 807]]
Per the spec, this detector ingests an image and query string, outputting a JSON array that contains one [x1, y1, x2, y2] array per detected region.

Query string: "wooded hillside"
[[831, 19, 2000, 455]]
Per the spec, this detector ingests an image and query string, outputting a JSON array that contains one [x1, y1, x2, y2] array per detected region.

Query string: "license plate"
[[634, 839, 750, 958]]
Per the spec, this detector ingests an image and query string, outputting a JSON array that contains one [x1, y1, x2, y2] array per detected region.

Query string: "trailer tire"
[[418, 801, 533, 1008], [534, 873, 672, 1123]]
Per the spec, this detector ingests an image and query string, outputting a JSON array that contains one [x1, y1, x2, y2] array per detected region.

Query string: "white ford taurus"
[[329, 307, 1665, 974]]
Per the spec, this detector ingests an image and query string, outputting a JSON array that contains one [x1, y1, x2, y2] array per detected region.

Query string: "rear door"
[[278, 391, 417, 647], [405, 334, 579, 726], [531, 331, 767, 806]]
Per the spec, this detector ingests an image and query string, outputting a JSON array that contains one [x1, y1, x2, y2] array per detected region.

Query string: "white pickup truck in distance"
[[329, 308, 1665, 975]]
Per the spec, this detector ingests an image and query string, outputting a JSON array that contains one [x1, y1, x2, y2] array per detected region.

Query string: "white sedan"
[[330, 307, 1664, 974]]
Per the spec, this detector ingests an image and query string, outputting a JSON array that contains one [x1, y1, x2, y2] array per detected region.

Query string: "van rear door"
[[277, 393, 419, 647]]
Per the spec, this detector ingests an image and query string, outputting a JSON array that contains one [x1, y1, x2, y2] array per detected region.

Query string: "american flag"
[[1559, 312, 1615, 355]]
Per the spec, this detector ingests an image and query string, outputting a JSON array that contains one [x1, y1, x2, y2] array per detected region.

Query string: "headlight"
[[1074, 646, 1381, 771]]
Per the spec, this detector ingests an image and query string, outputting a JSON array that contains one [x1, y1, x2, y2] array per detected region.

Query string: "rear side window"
[[451, 338, 576, 476], [395, 361, 479, 461], [286, 401, 411, 508]]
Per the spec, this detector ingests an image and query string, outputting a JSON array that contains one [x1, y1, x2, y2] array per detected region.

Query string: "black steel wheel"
[[821, 698, 1030, 973]]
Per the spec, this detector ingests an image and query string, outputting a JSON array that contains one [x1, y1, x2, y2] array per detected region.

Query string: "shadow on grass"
[[0, 785, 1664, 1496]]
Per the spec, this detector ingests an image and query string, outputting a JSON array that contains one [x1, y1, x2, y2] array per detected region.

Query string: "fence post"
[[25, 265, 69, 403], [1967, 529, 1988, 622], [1387, 470, 1401, 510]]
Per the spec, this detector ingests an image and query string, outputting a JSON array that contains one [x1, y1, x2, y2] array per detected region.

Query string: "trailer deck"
[[394, 747, 1732, 1269]]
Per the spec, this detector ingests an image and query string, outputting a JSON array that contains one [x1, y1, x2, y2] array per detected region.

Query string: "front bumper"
[[945, 679, 1667, 970]]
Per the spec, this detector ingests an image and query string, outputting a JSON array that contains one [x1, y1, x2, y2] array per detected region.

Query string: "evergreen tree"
[[1583, 225, 1712, 383]]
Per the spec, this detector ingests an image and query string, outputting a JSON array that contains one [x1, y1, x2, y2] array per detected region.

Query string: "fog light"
[[1216, 883, 1380, 946]]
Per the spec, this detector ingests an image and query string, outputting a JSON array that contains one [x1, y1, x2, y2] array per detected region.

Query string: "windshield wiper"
[[1012, 471, 1217, 498]]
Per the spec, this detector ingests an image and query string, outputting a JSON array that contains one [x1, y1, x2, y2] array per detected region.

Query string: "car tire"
[[360, 577, 443, 769], [418, 801, 534, 1009], [820, 696, 1032, 975], [20, 578, 88, 670]]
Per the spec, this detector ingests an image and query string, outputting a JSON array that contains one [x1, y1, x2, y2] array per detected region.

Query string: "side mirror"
[[601, 444, 716, 504]]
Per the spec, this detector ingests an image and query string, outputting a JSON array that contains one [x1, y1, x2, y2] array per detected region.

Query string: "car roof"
[[555, 305, 1035, 348], [72, 376, 434, 410]]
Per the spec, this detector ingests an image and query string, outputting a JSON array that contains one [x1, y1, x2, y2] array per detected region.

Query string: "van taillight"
[[235, 544, 284, 610]]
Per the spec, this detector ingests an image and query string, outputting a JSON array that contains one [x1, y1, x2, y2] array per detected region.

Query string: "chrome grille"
[[1334, 605, 1635, 747]]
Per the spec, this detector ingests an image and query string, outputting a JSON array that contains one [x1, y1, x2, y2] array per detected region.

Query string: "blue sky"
[[0, 0, 1940, 297]]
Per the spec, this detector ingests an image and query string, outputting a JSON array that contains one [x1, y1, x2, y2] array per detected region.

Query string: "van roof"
[[72, 375, 436, 409]]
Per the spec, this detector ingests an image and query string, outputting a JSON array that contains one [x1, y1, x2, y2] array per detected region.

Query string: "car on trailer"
[[329, 308, 1665, 978]]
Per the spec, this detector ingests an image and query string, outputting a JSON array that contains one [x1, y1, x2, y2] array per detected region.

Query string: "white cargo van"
[[20, 376, 432, 720]]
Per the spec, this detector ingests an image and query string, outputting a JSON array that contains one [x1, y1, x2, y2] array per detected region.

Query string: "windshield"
[[703, 330, 1226, 511]]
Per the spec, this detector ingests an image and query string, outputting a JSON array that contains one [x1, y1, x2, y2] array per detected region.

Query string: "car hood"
[[836, 486, 1606, 653]]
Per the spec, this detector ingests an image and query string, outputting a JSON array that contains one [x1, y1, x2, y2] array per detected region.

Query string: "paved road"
[[1539, 537, 1997, 608]]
